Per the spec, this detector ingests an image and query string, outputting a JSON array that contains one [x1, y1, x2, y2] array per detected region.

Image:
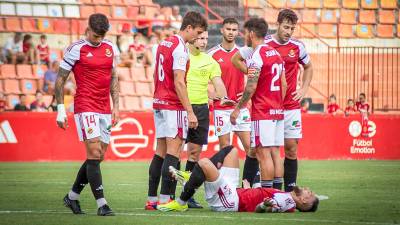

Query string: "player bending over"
[[157, 146, 319, 213]]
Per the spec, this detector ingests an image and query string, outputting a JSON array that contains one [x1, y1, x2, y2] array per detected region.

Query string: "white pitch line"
[[0, 209, 397, 225]]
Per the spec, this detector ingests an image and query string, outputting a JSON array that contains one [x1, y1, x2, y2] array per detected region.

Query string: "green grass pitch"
[[0, 160, 399, 225]]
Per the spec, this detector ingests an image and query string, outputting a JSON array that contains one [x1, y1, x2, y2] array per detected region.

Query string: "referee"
[[185, 31, 231, 208]]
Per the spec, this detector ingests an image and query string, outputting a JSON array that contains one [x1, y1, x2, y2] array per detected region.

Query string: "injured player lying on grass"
[[157, 146, 319, 213]]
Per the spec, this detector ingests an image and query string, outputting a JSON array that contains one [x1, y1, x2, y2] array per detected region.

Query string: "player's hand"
[[56, 104, 68, 130], [292, 87, 308, 102], [220, 97, 236, 106], [112, 109, 120, 127], [187, 111, 198, 129], [230, 108, 240, 125]]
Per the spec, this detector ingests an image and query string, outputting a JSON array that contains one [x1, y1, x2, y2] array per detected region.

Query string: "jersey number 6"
[[157, 54, 165, 81]]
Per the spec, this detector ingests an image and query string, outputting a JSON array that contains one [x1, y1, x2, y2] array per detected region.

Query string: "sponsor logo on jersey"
[[292, 120, 301, 128], [0, 121, 17, 144], [288, 49, 296, 58], [86, 52, 93, 57], [105, 48, 112, 57], [218, 58, 224, 63], [87, 127, 93, 134]]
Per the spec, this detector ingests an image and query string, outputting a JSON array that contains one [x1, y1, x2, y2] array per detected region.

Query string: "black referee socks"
[[148, 154, 164, 197]]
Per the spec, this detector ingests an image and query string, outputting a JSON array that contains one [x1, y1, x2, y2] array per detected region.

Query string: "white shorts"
[[214, 108, 251, 137], [204, 167, 240, 212], [251, 120, 284, 147], [74, 112, 112, 144], [154, 109, 188, 139], [284, 109, 302, 139]]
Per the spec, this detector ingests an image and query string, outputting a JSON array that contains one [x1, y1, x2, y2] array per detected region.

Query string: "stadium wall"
[[0, 112, 399, 161]]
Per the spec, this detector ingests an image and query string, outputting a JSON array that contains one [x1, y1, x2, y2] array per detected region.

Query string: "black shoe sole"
[[63, 196, 84, 214]]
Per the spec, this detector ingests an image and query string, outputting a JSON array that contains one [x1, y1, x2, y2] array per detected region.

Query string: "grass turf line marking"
[[0, 210, 397, 225]]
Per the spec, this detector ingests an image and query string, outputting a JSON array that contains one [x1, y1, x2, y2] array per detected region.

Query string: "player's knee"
[[86, 140, 102, 160], [284, 146, 297, 159], [188, 151, 200, 162], [246, 147, 257, 158], [197, 158, 211, 169]]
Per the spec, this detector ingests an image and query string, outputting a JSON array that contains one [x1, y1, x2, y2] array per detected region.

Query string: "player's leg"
[[214, 109, 232, 149], [146, 138, 166, 209], [256, 147, 274, 188], [271, 147, 283, 190]]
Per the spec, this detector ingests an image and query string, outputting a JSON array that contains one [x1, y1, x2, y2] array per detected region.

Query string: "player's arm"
[[293, 45, 313, 102], [55, 67, 70, 130], [174, 69, 198, 129], [110, 68, 120, 126], [231, 51, 248, 73]]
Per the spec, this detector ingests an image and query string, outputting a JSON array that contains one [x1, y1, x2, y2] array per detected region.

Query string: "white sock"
[[68, 190, 80, 200], [148, 196, 158, 203], [159, 194, 170, 204], [176, 198, 187, 206], [96, 198, 107, 208]]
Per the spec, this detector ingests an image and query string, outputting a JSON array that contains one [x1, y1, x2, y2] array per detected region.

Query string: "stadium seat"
[[109, 0, 125, 4], [321, 9, 337, 23], [53, 19, 71, 34], [64, 95, 74, 110], [299, 24, 316, 38], [16, 3, 33, 16], [0, 80, 2, 93], [135, 82, 152, 96], [161, 6, 172, 18], [124, 96, 141, 111], [304, 0, 321, 8], [16, 65, 33, 79], [6, 95, 19, 110], [398, 24, 400, 37], [0, 3, 16, 15], [119, 81, 135, 96], [286, 0, 304, 9], [131, 66, 148, 82], [20, 79, 38, 94], [50, 49, 62, 62], [264, 8, 280, 23], [112, 6, 127, 19], [360, 0, 378, 9], [38, 18, 53, 33], [80, 0, 92, 3], [124, 0, 139, 5], [95, 6, 111, 17], [109, 21, 120, 35], [47, 4, 63, 17], [21, 18, 37, 33], [376, 24, 394, 38], [138, 0, 154, 5], [359, 10, 376, 24], [340, 9, 357, 24], [63, 5, 80, 18], [145, 66, 154, 81], [4, 79, 21, 94], [116, 67, 133, 81], [380, 0, 397, 9], [80, 5, 95, 19], [0, 19, 4, 32], [318, 24, 337, 38], [338, 24, 355, 38], [32, 65, 47, 79], [127, 6, 139, 18], [140, 96, 153, 110], [5, 17, 22, 32], [342, 0, 359, 9], [301, 9, 319, 23], [1, 64, 17, 79], [268, 0, 286, 8], [323, 0, 339, 8], [378, 10, 396, 24], [32, 4, 48, 17], [243, 0, 262, 8], [356, 24, 374, 38]]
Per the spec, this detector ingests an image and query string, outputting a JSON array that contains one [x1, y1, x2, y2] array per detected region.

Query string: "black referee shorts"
[[186, 104, 209, 145]]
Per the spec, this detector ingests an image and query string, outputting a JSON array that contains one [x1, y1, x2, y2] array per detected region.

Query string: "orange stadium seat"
[[161, 7, 172, 18], [304, 0, 321, 8], [4, 79, 21, 94], [112, 6, 127, 19], [116, 67, 132, 81], [50, 49, 63, 62], [21, 18, 37, 33], [53, 19, 71, 34], [109, 0, 125, 4], [135, 82, 152, 96], [398, 24, 400, 37], [268, 0, 286, 8], [356, 24, 374, 38], [140, 96, 153, 110], [138, 0, 154, 5], [20, 79, 38, 94], [16, 65, 33, 79], [321, 9, 337, 23], [379, 10, 396, 24], [243, 0, 262, 8], [299, 24, 316, 38], [376, 24, 394, 38], [127, 6, 139, 18], [286, 0, 304, 9], [323, 0, 339, 8], [5, 17, 21, 32], [380, 0, 398, 9], [264, 8, 280, 23], [124, 96, 141, 111], [1, 64, 17, 79], [124, 0, 139, 5], [38, 18, 53, 33], [80, 5, 95, 19], [301, 9, 319, 23], [0, 80, 2, 92], [360, 0, 378, 9], [318, 24, 337, 38], [338, 24, 355, 38], [342, 0, 359, 9], [32, 65, 47, 79], [119, 81, 135, 96], [131, 66, 148, 82], [119, 96, 127, 111], [340, 9, 357, 24], [95, 6, 111, 17], [80, 0, 92, 3], [108, 21, 120, 35], [359, 10, 376, 24], [0, 19, 4, 32], [6, 95, 20, 110]]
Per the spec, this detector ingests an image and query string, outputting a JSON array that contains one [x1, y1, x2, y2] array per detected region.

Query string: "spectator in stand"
[[152, 11, 166, 36], [47, 95, 57, 112], [136, 6, 151, 37], [0, 93, 6, 112], [43, 61, 59, 94], [356, 93, 370, 114], [4, 32, 25, 64], [344, 99, 357, 116], [64, 74, 76, 96], [169, 6, 182, 33], [37, 34, 50, 66], [327, 94, 341, 115], [143, 34, 159, 68], [129, 33, 146, 65], [300, 99, 309, 114], [22, 34, 37, 64], [14, 94, 30, 111], [116, 35, 133, 67], [30, 91, 47, 112]]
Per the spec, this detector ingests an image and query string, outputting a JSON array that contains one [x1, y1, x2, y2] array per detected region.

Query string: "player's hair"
[[277, 9, 299, 24], [329, 94, 336, 100], [347, 98, 354, 103], [88, 13, 109, 36], [243, 17, 268, 38], [40, 34, 46, 39], [222, 17, 239, 26], [298, 197, 319, 212], [359, 93, 366, 98], [180, 11, 208, 31]]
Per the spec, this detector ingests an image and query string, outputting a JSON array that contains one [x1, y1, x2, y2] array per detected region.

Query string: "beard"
[[223, 35, 234, 43], [293, 186, 302, 196]]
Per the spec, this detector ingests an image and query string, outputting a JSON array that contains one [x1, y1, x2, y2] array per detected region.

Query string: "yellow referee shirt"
[[187, 52, 221, 104]]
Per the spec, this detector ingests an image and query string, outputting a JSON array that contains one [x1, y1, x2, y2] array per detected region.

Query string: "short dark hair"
[[360, 93, 366, 98], [243, 17, 268, 38], [277, 9, 299, 24], [40, 34, 46, 39], [88, 13, 109, 36], [223, 17, 239, 26], [180, 11, 208, 31], [347, 98, 354, 103], [329, 94, 336, 100]]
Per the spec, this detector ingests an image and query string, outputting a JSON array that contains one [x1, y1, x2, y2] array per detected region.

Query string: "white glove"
[[56, 104, 67, 123]]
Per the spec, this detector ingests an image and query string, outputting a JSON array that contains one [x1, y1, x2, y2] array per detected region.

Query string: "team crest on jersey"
[[105, 48, 112, 57], [87, 128, 93, 134], [288, 49, 296, 58]]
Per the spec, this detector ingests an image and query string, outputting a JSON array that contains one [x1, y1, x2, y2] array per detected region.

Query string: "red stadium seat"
[[80, 6, 95, 19], [112, 6, 127, 19], [301, 9, 319, 23], [138, 0, 154, 5], [318, 24, 337, 38], [286, 0, 304, 9], [16, 64, 33, 79], [361, 0, 378, 9], [264, 8, 279, 24], [21, 18, 37, 33], [1, 64, 17, 79], [5, 17, 22, 32], [124, 96, 141, 111], [376, 24, 394, 38], [304, 0, 321, 8], [379, 10, 396, 24], [116, 67, 132, 81], [131, 66, 148, 82], [96, 0, 109, 4], [380, 0, 398, 9], [119, 81, 135, 96], [320, 9, 337, 23], [127, 6, 139, 18], [397, 24, 400, 37], [4, 79, 21, 94], [6, 95, 20, 110], [32, 65, 48, 79], [340, 9, 357, 24], [109, 0, 125, 4], [338, 24, 355, 38], [95, 6, 111, 18], [0, 18, 4, 32], [124, 0, 139, 5], [20, 79, 38, 94], [342, 0, 359, 9], [323, 0, 339, 8], [359, 10, 376, 24], [356, 24, 374, 38], [135, 82, 152, 96], [119, 96, 127, 111], [53, 19, 71, 34], [268, 0, 286, 8]]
